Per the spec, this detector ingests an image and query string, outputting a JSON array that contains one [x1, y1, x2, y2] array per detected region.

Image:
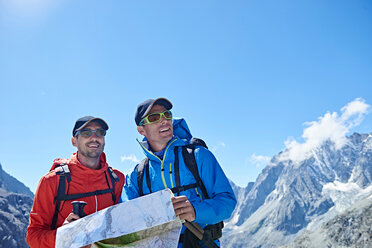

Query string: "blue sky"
[[1, 0, 371, 193]]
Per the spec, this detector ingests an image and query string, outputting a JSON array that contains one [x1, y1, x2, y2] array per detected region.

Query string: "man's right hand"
[[172, 195, 196, 222], [62, 212, 91, 247], [62, 212, 80, 225]]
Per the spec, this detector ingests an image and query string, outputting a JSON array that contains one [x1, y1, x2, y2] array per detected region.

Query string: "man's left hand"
[[172, 195, 196, 222]]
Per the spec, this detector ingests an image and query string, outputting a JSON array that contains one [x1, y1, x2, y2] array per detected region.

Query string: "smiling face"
[[137, 104, 173, 152], [72, 121, 105, 161]]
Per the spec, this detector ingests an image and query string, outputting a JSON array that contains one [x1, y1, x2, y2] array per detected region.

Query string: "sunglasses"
[[75, 129, 107, 137], [139, 110, 172, 126]]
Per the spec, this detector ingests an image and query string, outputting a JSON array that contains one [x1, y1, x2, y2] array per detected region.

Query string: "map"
[[55, 189, 182, 248]]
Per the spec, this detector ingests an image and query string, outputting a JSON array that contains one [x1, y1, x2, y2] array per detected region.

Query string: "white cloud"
[[120, 154, 141, 175], [120, 154, 140, 164], [279, 98, 370, 163], [250, 154, 271, 168], [211, 142, 226, 152]]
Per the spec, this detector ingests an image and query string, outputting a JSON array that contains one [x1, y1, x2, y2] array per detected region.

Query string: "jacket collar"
[[137, 136, 187, 161], [51, 152, 108, 173]]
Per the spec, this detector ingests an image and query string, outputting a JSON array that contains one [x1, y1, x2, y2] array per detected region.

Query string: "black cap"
[[135, 97, 173, 126], [72, 116, 109, 136]]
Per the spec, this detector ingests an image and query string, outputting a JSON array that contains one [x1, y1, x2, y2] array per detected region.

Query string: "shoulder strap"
[[51, 163, 70, 230], [136, 158, 151, 196], [181, 145, 210, 199], [190, 137, 208, 149], [108, 167, 120, 182], [51, 164, 119, 229], [174, 147, 181, 196], [106, 167, 119, 203]]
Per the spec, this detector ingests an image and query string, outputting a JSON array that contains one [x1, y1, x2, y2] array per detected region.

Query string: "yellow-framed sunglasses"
[[139, 110, 173, 126]]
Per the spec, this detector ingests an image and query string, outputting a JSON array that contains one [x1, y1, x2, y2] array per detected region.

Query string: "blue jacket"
[[123, 118, 237, 246]]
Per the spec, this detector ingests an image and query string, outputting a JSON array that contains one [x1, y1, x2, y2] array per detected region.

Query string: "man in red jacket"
[[27, 116, 125, 248]]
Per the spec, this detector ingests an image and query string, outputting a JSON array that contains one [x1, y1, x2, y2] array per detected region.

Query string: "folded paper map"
[[55, 189, 182, 248]]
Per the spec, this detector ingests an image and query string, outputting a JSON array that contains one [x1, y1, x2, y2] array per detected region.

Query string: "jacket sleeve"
[[191, 147, 237, 224], [26, 176, 58, 248], [121, 165, 141, 201]]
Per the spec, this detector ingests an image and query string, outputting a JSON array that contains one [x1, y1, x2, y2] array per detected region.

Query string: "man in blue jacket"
[[123, 97, 236, 247]]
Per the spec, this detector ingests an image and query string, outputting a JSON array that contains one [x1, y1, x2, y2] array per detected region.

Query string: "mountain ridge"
[[222, 132, 372, 248], [0, 163, 34, 248], [0, 163, 34, 198]]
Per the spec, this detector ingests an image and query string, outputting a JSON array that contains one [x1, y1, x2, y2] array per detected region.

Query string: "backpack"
[[136, 137, 224, 244], [136, 137, 209, 197], [51, 164, 120, 230]]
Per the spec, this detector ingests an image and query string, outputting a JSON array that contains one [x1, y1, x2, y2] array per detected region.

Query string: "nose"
[[89, 131, 101, 139], [88, 135, 98, 142], [160, 115, 168, 124]]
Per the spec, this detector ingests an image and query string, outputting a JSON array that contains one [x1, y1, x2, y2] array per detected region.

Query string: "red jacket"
[[27, 152, 125, 248]]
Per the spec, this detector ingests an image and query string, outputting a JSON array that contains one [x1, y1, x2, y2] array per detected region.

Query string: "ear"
[[71, 137, 78, 147], [137, 126, 145, 136]]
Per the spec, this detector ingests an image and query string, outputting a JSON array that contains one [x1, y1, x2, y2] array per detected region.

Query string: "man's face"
[[137, 104, 173, 151], [72, 121, 105, 159]]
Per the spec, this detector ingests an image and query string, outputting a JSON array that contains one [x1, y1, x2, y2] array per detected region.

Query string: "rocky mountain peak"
[[0, 162, 34, 248], [222, 132, 372, 248]]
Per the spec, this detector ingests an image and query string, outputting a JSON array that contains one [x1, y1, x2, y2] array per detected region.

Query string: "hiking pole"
[[184, 221, 219, 248], [71, 201, 87, 218], [184, 221, 203, 239]]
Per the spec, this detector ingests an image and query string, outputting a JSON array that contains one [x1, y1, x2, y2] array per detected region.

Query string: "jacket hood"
[[172, 118, 192, 143]]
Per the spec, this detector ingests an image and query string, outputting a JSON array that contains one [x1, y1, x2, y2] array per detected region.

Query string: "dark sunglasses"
[[139, 110, 172, 126], [75, 129, 106, 137]]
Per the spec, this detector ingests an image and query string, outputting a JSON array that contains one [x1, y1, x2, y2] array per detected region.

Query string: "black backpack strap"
[[108, 167, 120, 182], [51, 164, 70, 230], [107, 167, 120, 203], [181, 145, 209, 199], [58, 164, 71, 182], [190, 137, 208, 149], [180, 145, 225, 245], [136, 158, 151, 196], [174, 147, 181, 196], [55, 188, 115, 201], [104, 169, 115, 204], [170, 183, 198, 195], [51, 164, 119, 229], [145, 160, 152, 194]]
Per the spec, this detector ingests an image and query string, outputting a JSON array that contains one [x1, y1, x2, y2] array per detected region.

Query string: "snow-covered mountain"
[[222, 132, 372, 248], [0, 163, 34, 248]]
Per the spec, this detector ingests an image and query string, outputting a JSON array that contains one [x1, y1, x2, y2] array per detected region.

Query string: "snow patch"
[[322, 181, 372, 212]]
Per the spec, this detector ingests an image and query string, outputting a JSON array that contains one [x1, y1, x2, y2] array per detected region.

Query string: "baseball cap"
[[72, 116, 109, 136], [134, 98, 173, 126]]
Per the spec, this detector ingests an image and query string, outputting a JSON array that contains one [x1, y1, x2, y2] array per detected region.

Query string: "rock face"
[[284, 195, 372, 248], [222, 133, 372, 248], [0, 163, 34, 248]]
